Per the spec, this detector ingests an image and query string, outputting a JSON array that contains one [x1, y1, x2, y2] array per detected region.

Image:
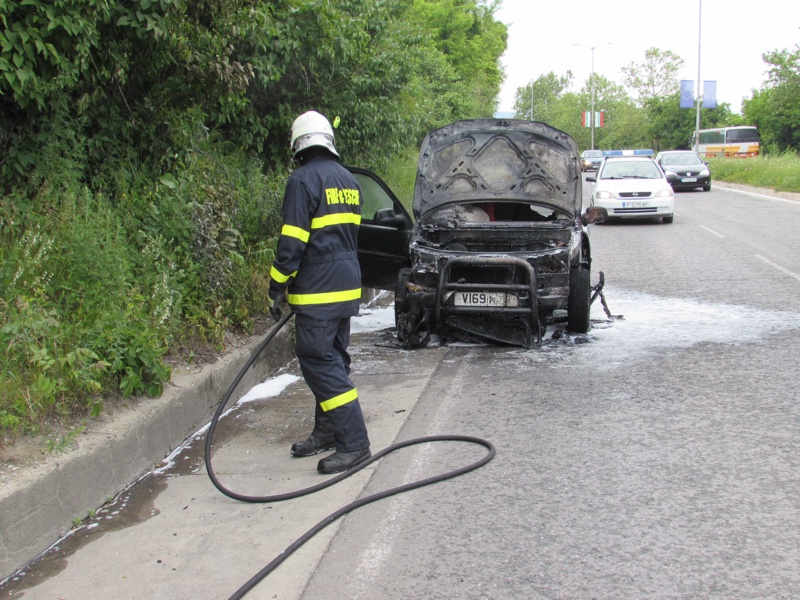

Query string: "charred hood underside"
[[414, 119, 582, 220], [394, 119, 592, 349]]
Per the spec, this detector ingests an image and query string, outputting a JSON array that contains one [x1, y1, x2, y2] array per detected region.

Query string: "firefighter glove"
[[268, 288, 286, 321]]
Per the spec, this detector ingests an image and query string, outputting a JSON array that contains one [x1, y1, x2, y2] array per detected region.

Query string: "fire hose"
[[204, 310, 496, 599]]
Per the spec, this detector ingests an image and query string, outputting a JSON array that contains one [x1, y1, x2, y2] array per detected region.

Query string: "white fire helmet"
[[290, 111, 339, 158]]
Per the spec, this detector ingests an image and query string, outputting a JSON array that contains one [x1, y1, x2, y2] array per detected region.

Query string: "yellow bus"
[[693, 126, 760, 158]]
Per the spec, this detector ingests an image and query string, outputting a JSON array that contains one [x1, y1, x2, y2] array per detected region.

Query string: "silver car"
[[587, 156, 675, 224]]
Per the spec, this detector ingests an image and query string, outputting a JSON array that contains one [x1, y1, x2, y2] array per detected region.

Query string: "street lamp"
[[573, 42, 612, 150], [515, 76, 534, 120]]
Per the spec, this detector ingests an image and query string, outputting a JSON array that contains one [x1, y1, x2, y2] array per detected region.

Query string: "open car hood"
[[413, 119, 581, 219]]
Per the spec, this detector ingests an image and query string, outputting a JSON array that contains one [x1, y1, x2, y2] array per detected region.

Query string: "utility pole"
[[693, 0, 703, 152], [530, 78, 534, 120]]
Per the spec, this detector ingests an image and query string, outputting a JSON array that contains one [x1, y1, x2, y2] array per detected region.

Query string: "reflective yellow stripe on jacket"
[[320, 387, 359, 412], [287, 288, 361, 306], [281, 224, 310, 243], [269, 265, 297, 284], [311, 212, 361, 229]]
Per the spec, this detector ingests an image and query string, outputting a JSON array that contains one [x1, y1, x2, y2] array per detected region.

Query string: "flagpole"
[[574, 42, 611, 150]]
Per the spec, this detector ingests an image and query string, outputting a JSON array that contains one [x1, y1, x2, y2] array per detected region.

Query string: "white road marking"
[[754, 254, 800, 283], [699, 224, 725, 238], [724, 187, 800, 204], [348, 356, 470, 599]]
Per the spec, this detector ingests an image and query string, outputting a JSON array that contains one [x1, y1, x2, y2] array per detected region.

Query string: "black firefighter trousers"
[[295, 313, 370, 453]]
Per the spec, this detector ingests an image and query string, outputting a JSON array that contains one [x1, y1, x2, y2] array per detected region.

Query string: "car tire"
[[703, 184, 711, 191], [567, 266, 591, 334], [394, 268, 410, 329], [663, 215, 674, 224]]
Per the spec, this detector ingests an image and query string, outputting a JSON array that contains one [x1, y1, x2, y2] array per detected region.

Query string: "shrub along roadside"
[[0, 134, 283, 440], [0, 0, 509, 444]]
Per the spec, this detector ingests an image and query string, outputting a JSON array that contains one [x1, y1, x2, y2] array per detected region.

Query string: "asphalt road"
[[5, 182, 800, 599], [304, 183, 800, 599]]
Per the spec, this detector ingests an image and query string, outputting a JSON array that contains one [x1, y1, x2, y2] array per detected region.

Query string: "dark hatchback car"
[[352, 119, 606, 349], [654, 150, 711, 191], [580, 149, 603, 172]]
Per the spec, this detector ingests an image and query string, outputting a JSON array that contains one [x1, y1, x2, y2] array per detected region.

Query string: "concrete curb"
[[712, 180, 800, 202], [0, 324, 295, 579]]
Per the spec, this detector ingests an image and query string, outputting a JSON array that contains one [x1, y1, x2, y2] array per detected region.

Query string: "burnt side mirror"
[[374, 208, 407, 228], [581, 206, 607, 226]]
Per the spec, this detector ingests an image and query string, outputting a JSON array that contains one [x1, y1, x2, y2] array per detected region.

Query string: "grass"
[[380, 147, 418, 217], [709, 152, 800, 193]]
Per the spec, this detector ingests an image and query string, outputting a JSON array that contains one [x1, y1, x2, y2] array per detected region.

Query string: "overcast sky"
[[494, 0, 800, 114]]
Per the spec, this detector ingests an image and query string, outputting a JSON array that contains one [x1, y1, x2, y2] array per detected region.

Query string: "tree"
[[512, 71, 573, 123], [0, 0, 509, 185], [743, 45, 800, 152], [644, 93, 736, 152], [570, 74, 639, 151], [621, 47, 685, 104], [407, 0, 507, 121]]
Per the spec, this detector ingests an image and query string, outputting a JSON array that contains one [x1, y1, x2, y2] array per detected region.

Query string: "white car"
[[587, 156, 675, 224]]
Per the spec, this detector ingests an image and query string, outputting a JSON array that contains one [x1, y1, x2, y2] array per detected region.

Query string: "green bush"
[[0, 125, 285, 438], [0, 0, 511, 440]]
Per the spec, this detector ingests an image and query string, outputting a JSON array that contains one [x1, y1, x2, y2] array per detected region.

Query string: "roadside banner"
[[680, 80, 694, 108], [703, 81, 717, 108]]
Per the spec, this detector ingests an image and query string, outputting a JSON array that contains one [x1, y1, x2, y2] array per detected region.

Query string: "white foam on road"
[[351, 305, 395, 333], [577, 290, 800, 368], [238, 372, 300, 404]]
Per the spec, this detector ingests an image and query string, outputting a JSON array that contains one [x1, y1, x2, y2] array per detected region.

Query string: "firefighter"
[[268, 111, 371, 474]]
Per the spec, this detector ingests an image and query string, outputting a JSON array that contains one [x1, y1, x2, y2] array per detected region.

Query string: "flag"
[[680, 80, 694, 108], [703, 81, 717, 108], [582, 111, 605, 127]]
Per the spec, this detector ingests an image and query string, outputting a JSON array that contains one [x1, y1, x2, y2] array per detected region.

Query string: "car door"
[[347, 166, 413, 291]]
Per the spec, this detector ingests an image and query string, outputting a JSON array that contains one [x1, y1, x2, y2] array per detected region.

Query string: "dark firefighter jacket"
[[269, 155, 362, 320]]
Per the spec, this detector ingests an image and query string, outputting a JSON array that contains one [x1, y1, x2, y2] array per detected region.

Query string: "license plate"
[[454, 292, 519, 307], [622, 201, 649, 207], [681, 177, 697, 182]]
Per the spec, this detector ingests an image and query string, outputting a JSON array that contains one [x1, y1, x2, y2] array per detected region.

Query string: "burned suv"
[[352, 119, 606, 349]]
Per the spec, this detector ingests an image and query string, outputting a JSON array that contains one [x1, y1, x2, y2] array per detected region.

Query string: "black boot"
[[290, 431, 335, 457], [317, 448, 371, 474], [291, 408, 335, 457]]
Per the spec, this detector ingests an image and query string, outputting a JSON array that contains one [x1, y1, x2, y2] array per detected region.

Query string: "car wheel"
[[703, 184, 711, 191], [663, 215, 674, 224], [567, 266, 591, 334], [394, 268, 410, 329]]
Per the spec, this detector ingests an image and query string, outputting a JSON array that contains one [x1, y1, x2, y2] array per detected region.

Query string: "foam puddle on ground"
[[583, 290, 800, 365], [351, 304, 396, 334], [517, 288, 800, 370]]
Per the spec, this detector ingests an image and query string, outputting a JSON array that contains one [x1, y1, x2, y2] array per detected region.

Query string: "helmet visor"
[[292, 133, 339, 158]]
